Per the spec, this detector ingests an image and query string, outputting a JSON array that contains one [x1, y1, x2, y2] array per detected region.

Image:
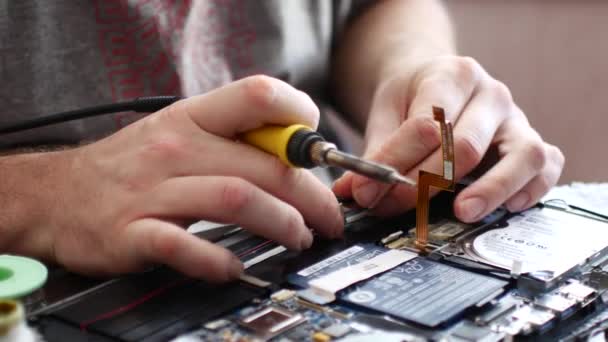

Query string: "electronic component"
[[293, 298, 352, 321], [415, 107, 455, 250], [289, 244, 416, 304], [288, 244, 390, 288], [31, 168, 608, 342], [308, 249, 416, 302], [449, 321, 505, 342], [511, 305, 555, 332], [203, 318, 231, 331], [560, 281, 596, 303], [336, 331, 423, 342], [343, 207, 370, 225], [470, 208, 608, 276], [322, 323, 350, 338], [270, 289, 296, 302], [473, 294, 518, 325], [439, 204, 608, 294], [228, 234, 287, 270], [380, 231, 403, 245], [408, 219, 470, 242], [239, 273, 272, 288], [312, 331, 331, 342], [296, 288, 334, 305], [535, 294, 576, 317], [429, 221, 467, 240], [284, 327, 312, 341], [383, 219, 471, 252], [560, 309, 608, 341], [47, 268, 267, 341], [238, 306, 306, 339], [340, 258, 507, 327], [385, 237, 415, 250]]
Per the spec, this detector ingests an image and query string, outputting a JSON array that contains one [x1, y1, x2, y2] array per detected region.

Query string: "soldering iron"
[[0, 96, 416, 186]]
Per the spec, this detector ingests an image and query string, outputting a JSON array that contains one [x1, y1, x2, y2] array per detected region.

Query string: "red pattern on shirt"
[[181, 0, 259, 95], [94, 0, 259, 128], [94, 0, 190, 128]]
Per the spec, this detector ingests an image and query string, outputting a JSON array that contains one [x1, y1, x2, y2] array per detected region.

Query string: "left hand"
[[333, 56, 564, 222]]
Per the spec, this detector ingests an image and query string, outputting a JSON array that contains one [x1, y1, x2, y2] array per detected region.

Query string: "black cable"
[[569, 204, 608, 221], [542, 200, 608, 222], [0, 96, 182, 135], [440, 258, 510, 277]]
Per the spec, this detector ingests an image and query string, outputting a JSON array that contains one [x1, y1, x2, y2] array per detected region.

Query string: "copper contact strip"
[[415, 107, 455, 251]]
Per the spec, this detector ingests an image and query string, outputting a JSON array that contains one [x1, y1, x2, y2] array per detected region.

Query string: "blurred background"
[[332, 0, 608, 184], [447, 0, 608, 183]]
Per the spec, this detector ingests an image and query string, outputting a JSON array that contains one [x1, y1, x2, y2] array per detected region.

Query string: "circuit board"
[[30, 191, 608, 341]]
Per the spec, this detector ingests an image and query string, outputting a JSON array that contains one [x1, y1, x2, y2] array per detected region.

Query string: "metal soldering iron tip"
[[389, 172, 417, 187], [322, 148, 417, 187]]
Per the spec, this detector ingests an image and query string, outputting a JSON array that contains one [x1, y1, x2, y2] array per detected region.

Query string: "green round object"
[[0, 255, 48, 299]]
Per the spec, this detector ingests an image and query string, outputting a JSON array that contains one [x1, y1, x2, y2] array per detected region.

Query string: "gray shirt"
[[0, 0, 369, 147]]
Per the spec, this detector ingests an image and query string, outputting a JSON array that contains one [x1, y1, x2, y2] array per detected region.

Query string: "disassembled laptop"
[[29, 107, 608, 341]]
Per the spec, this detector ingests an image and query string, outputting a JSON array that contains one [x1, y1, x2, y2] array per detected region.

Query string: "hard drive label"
[[472, 207, 608, 275]]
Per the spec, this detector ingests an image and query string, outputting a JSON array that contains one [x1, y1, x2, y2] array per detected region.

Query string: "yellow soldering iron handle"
[[240, 124, 311, 168]]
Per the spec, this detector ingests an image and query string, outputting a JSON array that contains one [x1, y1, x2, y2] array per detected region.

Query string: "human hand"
[[333, 56, 564, 222], [41, 76, 343, 281]]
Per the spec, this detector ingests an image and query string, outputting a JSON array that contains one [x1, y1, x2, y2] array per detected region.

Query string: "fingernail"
[[229, 256, 244, 279], [354, 182, 379, 208], [300, 231, 313, 250], [334, 205, 345, 238], [331, 173, 351, 194], [507, 192, 530, 212], [460, 197, 487, 221], [331, 176, 345, 188]]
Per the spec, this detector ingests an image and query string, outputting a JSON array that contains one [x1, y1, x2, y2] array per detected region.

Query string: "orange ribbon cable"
[[415, 107, 455, 251]]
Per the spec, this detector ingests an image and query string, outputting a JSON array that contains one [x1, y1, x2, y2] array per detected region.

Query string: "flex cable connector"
[[415, 107, 455, 251]]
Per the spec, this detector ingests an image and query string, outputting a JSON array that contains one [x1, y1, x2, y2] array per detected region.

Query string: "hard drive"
[[437, 204, 608, 294]]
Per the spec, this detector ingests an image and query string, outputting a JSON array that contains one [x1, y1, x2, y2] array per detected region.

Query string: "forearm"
[[331, 0, 455, 129], [0, 150, 74, 259]]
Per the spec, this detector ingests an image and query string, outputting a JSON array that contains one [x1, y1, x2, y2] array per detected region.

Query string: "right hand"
[[38, 76, 343, 282]]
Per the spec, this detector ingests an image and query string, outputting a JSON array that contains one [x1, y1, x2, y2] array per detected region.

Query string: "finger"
[[172, 137, 344, 238], [352, 116, 442, 207], [168, 75, 320, 137], [369, 81, 513, 216], [332, 79, 405, 202], [407, 56, 481, 120], [454, 120, 548, 222], [505, 144, 564, 212], [126, 218, 243, 282], [140, 176, 314, 250], [349, 59, 483, 209], [363, 60, 479, 158], [362, 77, 410, 155], [332, 171, 354, 199]]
